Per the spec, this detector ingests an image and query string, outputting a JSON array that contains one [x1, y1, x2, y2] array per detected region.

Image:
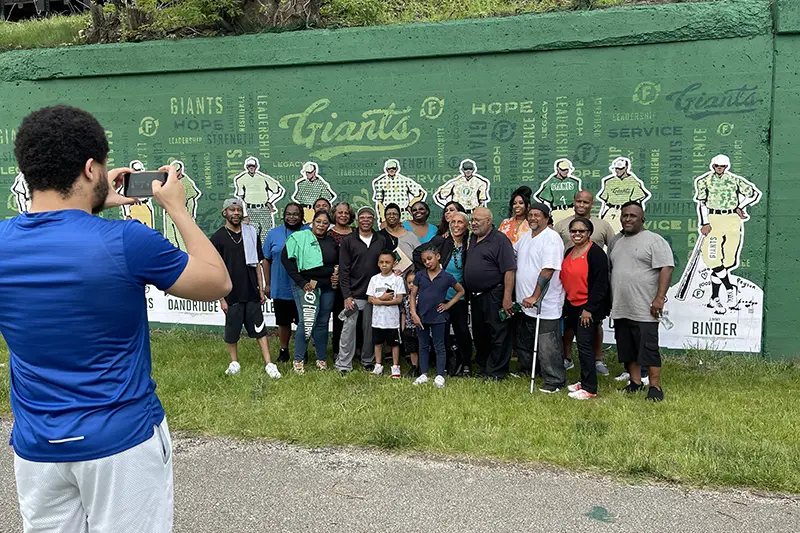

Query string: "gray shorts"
[[14, 417, 173, 533]]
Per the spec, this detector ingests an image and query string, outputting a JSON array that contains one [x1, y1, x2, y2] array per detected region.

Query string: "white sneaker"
[[569, 389, 597, 400], [225, 361, 241, 375], [708, 297, 727, 315], [567, 382, 582, 393], [595, 360, 609, 376], [265, 363, 281, 379], [615, 371, 630, 382], [434, 375, 445, 388], [413, 374, 429, 386], [642, 376, 650, 386], [391, 365, 401, 379], [372, 364, 384, 375]]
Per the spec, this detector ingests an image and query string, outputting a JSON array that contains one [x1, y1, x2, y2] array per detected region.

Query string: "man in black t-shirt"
[[210, 198, 281, 378]]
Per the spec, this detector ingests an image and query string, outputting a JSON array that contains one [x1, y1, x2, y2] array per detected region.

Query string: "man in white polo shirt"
[[514, 202, 566, 393]]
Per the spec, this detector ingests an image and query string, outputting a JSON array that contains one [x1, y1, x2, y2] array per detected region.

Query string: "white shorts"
[[14, 417, 174, 533]]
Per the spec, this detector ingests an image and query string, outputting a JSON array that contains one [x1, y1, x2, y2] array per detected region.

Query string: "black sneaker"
[[538, 384, 560, 393], [277, 348, 290, 363], [405, 365, 420, 378], [646, 386, 664, 402], [462, 365, 471, 377], [624, 381, 645, 393], [363, 364, 375, 373]]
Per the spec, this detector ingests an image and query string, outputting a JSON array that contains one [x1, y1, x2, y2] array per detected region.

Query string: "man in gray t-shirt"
[[608, 202, 674, 402]]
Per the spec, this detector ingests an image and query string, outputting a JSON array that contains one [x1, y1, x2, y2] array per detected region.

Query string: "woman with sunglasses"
[[560, 217, 611, 400]]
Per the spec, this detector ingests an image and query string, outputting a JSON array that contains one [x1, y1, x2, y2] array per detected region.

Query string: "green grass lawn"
[[0, 14, 87, 51], [1, 329, 798, 493]]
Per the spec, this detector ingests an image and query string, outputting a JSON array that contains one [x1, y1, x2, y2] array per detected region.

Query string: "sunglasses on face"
[[569, 229, 589, 234]]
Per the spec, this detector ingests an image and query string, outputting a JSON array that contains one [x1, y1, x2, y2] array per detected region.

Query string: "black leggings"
[[565, 302, 598, 394]]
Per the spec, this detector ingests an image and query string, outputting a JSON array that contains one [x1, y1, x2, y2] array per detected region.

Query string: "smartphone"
[[122, 171, 168, 198]]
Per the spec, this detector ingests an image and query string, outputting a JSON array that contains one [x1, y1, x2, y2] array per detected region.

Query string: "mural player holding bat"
[[692, 155, 762, 314]]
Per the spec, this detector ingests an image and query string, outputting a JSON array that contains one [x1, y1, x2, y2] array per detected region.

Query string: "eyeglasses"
[[569, 229, 589, 234]]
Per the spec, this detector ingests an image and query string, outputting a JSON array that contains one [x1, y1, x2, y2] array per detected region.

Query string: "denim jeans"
[[418, 323, 447, 376], [292, 285, 335, 362]]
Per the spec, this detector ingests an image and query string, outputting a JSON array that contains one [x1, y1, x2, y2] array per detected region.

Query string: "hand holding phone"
[[122, 171, 169, 199]]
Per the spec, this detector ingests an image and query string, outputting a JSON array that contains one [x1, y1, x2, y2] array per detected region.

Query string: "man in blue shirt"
[[0, 105, 231, 533], [264, 202, 306, 362]]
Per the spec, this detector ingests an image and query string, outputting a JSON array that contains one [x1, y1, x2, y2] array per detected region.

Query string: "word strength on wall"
[[0, 35, 771, 352]]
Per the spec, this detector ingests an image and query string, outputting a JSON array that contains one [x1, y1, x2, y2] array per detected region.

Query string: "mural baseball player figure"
[[693, 154, 762, 314], [11, 172, 31, 213], [292, 161, 336, 222], [598, 157, 651, 234], [433, 158, 491, 213], [372, 158, 427, 224], [534, 158, 583, 225], [163, 160, 201, 251], [234, 156, 285, 238], [120, 160, 156, 228]]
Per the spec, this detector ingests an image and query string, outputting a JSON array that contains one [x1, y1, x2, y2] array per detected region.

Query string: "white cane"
[[529, 284, 550, 394], [529, 310, 542, 394]]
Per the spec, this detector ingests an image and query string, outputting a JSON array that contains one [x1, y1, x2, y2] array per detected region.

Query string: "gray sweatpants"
[[335, 298, 374, 371]]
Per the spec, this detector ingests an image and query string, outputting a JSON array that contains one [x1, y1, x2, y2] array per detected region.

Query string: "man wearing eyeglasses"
[[463, 207, 516, 380]]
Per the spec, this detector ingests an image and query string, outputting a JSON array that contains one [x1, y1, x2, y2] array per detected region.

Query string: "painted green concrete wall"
[[0, 0, 796, 357]]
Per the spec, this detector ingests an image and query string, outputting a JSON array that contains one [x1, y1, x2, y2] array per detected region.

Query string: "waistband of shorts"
[[708, 208, 735, 215]]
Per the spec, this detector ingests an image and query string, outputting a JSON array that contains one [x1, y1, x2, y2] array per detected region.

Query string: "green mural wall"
[[0, 0, 797, 357]]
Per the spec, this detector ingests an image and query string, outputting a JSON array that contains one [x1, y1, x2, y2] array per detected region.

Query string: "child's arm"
[[401, 311, 406, 330], [408, 284, 423, 328], [438, 282, 465, 313]]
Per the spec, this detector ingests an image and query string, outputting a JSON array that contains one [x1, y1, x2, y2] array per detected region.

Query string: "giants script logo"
[[278, 98, 422, 160], [666, 83, 762, 120]]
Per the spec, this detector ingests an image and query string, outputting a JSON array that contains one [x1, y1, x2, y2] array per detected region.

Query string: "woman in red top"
[[560, 218, 611, 400]]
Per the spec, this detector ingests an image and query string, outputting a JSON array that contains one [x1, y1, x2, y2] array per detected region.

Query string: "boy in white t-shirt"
[[367, 251, 406, 378]]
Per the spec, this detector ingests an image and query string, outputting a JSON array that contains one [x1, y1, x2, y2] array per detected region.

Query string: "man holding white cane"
[[0, 105, 232, 533], [514, 202, 566, 393]]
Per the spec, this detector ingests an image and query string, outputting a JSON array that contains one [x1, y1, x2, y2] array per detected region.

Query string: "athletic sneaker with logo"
[[0, 211, 188, 462]]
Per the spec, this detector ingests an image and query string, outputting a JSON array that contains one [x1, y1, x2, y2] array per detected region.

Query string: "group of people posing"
[[215, 183, 674, 401]]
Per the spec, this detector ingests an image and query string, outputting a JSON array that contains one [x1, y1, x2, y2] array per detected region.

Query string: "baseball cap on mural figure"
[[245, 157, 258, 169], [302, 162, 317, 173], [710, 154, 731, 169], [461, 160, 475, 170], [611, 157, 629, 170], [556, 159, 571, 171], [385, 159, 399, 170]]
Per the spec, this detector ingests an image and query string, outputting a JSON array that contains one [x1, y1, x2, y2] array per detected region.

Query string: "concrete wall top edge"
[[776, 0, 800, 33], [0, 0, 772, 82]]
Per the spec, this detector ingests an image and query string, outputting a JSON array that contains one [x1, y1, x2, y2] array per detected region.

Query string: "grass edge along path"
[[1, 329, 799, 494]]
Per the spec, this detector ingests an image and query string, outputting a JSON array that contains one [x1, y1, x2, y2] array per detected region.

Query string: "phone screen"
[[123, 171, 168, 198]]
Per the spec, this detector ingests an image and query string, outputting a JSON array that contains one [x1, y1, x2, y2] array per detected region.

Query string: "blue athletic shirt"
[[0, 210, 188, 462], [264, 225, 303, 300]]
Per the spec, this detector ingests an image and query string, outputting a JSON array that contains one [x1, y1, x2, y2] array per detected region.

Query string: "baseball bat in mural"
[[674, 234, 706, 302]]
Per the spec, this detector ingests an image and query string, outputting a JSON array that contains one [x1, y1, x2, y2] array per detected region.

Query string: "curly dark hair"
[[507, 186, 532, 219], [14, 105, 109, 196]]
